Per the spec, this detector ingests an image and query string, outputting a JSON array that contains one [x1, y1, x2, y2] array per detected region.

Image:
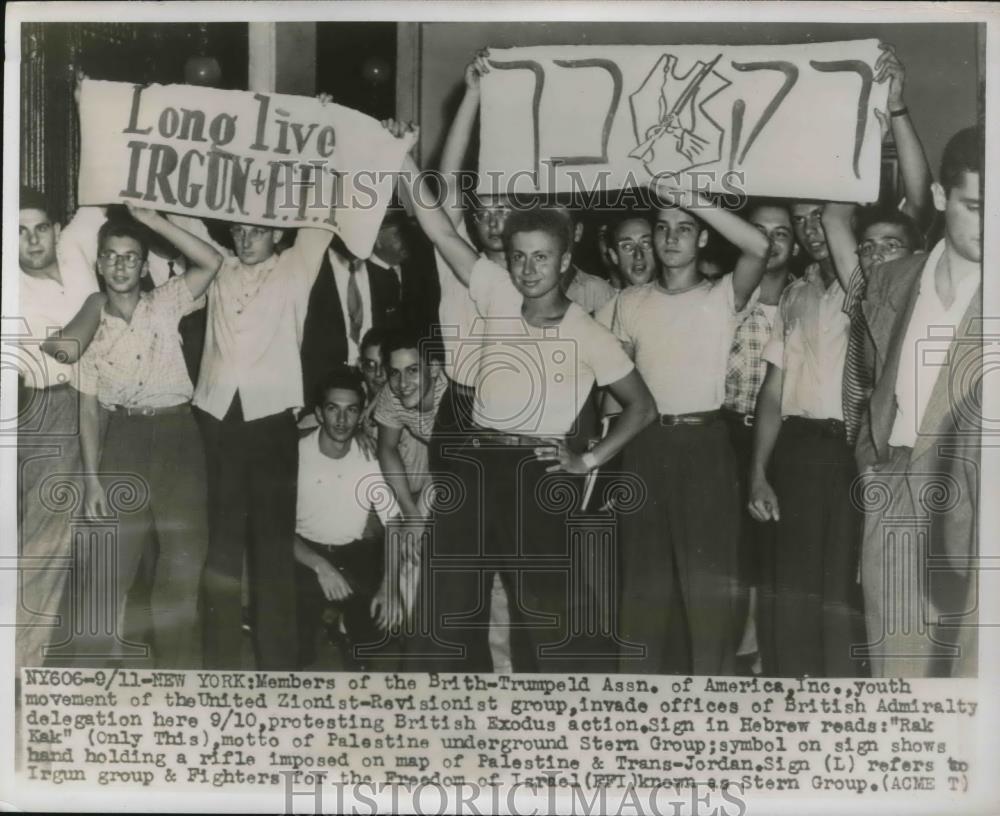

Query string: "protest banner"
[[478, 40, 889, 201], [77, 79, 414, 258]]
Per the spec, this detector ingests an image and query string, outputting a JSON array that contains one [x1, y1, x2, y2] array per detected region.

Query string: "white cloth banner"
[[479, 41, 889, 201], [77, 79, 414, 258]]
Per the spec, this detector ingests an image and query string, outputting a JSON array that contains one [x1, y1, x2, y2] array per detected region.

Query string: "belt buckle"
[[141, 406, 156, 417], [743, 413, 754, 428]]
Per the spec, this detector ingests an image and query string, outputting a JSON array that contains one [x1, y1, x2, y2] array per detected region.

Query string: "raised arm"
[[820, 202, 859, 292], [126, 204, 222, 299], [57, 205, 107, 287], [439, 50, 491, 226], [398, 149, 480, 286], [875, 43, 931, 225], [748, 363, 784, 522], [651, 178, 768, 309]]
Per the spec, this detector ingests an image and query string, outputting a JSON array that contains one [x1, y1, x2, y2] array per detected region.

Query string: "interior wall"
[[414, 21, 981, 181]]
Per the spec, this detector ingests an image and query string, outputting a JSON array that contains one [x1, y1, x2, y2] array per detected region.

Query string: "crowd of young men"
[[14, 44, 982, 678]]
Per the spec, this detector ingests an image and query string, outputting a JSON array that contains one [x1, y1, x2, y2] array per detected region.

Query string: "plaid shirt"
[[724, 298, 780, 416], [79, 276, 204, 409]]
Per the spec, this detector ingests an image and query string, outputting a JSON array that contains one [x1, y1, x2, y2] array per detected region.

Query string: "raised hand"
[[125, 202, 160, 226], [380, 118, 419, 141], [464, 48, 491, 92], [875, 42, 906, 111]]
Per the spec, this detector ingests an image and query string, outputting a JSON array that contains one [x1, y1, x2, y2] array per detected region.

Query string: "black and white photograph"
[[2, 2, 998, 813]]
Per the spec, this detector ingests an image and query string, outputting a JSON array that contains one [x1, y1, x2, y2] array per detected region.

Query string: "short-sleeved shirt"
[[296, 431, 393, 546], [373, 372, 448, 443], [601, 275, 744, 415], [468, 257, 633, 437], [762, 263, 850, 421], [194, 238, 326, 421], [78, 276, 203, 409], [724, 299, 780, 416]]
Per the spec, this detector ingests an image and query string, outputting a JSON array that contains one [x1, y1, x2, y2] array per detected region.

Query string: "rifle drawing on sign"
[[629, 53, 730, 176]]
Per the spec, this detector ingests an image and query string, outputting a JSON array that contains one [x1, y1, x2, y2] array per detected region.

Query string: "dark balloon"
[[184, 56, 222, 86]]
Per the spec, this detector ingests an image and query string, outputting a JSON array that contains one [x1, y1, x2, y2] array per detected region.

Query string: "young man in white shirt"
[[856, 126, 982, 678], [398, 134, 657, 672], [604, 182, 769, 676], [294, 366, 392, 670], [722, 199, 795, 675], [748, 201, 866, 678], [193, 218, 334, 670], [77, 207, 222, 668], [14, 188, 106, 668]]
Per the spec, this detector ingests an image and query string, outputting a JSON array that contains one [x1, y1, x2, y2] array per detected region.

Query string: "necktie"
[[347, 259, 364, 346]]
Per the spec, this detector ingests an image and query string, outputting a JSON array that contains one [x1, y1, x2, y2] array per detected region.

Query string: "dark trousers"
[[724, 411, 776, 668], [424, 440, 618, 674], [198, 396, 298, 670], [765, 417, 866, 677], [99, 408, 208, 668], [16, 383, 82, 668], [296, 537, 383, 669], [618, 419, 742, 675]]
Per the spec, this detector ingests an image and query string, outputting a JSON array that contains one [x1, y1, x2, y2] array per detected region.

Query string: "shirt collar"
[[802, 261, 843, 295], [918, 238, 979, 307], [917, 239, 947, 291], [232, 251, 279, 278], [367, 254, 390, 271]]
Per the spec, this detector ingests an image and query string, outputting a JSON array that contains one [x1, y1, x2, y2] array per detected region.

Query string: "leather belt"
[[722, 408, 755, 428], [782, 415, 846, 438], [110, 402, 191, 417], [468, 425, 560, 447], [659, 409, 722, 427]]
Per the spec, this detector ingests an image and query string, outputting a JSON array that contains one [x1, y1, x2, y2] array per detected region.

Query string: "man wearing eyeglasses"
[[836, 208, 923, 446], [186, 216, 335, 670], [76, 206, 222, 668]]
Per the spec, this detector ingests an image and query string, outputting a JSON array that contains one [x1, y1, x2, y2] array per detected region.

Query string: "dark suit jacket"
[[395, 233, 441, 339], [856, 251, 981, 572], [300, 252, 401, 408]]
